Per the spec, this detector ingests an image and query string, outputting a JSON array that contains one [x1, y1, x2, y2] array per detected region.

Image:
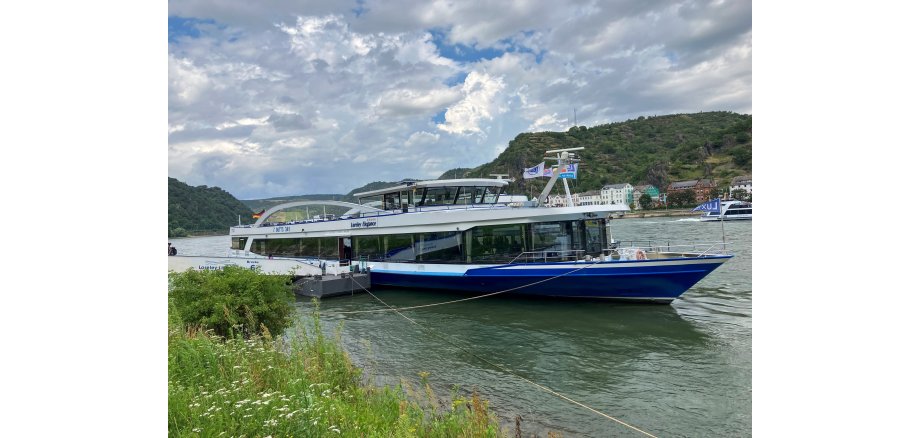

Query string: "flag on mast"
[[557, 163, 578, 179], [522, 162, 545, 179], [252, 209, 265, 219]]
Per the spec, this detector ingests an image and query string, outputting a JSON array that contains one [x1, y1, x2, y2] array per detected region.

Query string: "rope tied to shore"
[[346, 273, 659, 438], [336, 259, 604, 314]]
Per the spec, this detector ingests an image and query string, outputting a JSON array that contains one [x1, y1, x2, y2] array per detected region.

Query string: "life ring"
[[635, 249, 647, 260]]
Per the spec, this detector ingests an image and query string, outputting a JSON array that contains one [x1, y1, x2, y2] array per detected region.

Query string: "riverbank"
[[613, 209, 699, 219], [168, 303, 504, 437]]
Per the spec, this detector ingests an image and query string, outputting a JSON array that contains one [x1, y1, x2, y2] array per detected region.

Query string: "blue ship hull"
[[369, 256, 731, 303]]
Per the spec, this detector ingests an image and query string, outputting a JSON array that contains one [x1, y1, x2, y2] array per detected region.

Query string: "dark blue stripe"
[[369, 258, 729, 302]]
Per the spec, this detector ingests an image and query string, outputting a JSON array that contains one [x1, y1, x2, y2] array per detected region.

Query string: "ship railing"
[[605, 241, 731, 258]]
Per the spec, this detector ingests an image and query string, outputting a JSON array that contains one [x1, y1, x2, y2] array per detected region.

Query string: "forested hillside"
[[456, 111, 751, 196], [168, 178, 256, 237]]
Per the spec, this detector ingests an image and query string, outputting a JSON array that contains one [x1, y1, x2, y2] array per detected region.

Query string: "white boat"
[[700, 199, 752, 222], [169, 148, 731, 303]]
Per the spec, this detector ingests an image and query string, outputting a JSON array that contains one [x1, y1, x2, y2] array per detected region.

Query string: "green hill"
[[462, 111, 751, 196], [168, 178, 257, 237], [438, 168, 472, 180]]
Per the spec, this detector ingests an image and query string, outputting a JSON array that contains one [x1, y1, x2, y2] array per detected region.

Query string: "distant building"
[[666, 179, 716, 203], [730, 176, 752, 198], [547, 194, 578, 207], [632, 185, 661, 209], [601, 183, 634, 205], [576, 190, 602, 206]]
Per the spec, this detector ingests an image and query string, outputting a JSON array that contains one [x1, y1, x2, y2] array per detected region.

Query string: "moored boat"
[[171, 147, 732, 303]]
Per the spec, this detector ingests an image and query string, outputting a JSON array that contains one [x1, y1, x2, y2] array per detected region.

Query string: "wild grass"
[[168, 300, 505, 437]]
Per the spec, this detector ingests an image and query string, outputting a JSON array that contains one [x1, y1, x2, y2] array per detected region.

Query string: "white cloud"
[[168, 55, 209, 104], [437, 71, 506, 135], [376, 88, 461, 116], [405, 131, 440, 147], [168, 1, 751, 198], [528, 113, 569, 132]]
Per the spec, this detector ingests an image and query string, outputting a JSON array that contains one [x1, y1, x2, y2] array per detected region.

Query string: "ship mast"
[[538, 147, 583, 207]]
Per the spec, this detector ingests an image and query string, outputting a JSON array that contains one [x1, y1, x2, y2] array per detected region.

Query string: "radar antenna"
[[537, 147, 583, 207]]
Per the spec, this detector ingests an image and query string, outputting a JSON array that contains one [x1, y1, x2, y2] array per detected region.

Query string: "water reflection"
[[302, 290, 724, 437]]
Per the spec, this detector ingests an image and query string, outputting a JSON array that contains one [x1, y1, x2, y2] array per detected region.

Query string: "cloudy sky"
[[168, 0, 751, 199]]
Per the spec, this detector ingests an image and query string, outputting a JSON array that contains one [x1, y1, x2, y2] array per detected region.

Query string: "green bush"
[[168, 266, 295, 338]]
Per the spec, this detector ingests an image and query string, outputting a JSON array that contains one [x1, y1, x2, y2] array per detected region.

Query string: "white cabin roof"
[[354, 178, 508, 198]]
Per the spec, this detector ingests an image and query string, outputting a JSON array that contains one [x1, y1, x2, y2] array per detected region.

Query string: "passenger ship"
[[212, 148, 732, 303], [700, 199, 753, 222]]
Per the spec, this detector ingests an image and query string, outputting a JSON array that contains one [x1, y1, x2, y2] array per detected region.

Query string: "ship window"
[[415, 232, 463, 262], [583, 220, 605, 254], [480, 186, 501, 204], [469, 224, 525, 262], [420, 187, 458, 206], [528, 220, 589, 256], [354, 235, 384, 260], [384, 193, 400, 211], [359, 195, 384, 210], [248, 237, 341, 258], [400, 191, 411, 209], [385, 234, 415, 261], [455, 186, 477, 205], [231, 237, 248, 250]]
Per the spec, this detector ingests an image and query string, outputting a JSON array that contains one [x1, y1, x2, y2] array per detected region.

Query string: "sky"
[[168, 0, 752, 199]]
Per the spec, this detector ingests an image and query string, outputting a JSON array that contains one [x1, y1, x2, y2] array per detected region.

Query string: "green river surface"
[[172, 217, 752, 437]]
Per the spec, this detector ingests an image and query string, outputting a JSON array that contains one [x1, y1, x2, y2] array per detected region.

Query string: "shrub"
[[168, 266, 295, 338]]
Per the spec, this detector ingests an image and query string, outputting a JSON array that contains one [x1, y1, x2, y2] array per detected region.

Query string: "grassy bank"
[[168, 301, 504, 437]]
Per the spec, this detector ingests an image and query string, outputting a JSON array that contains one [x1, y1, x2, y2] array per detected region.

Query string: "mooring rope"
[[347, 276, 658, 438], [336, 259, 603, 314]]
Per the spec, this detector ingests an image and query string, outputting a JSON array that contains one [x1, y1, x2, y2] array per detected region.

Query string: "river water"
[[171, 217, 751, 437]]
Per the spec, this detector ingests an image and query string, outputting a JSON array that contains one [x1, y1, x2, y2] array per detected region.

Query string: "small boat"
[[700, 199, 752, 221]]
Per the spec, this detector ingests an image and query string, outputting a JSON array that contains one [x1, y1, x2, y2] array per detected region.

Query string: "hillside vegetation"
[[459, 111, 752, 196], [168, 178, 256, 237]]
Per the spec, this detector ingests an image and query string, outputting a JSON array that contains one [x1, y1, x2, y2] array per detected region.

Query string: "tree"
[[669, 190, 696, 208], [731, 188, 750, 201], [639, 193, 653, 210]]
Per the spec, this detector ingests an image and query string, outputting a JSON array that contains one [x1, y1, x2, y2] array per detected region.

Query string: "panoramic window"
[[354, 235, 383, 260], [415, 232, 463, 262], [420, 187, 458, 206], [469, 224, 525, 262], [359, 195, 384, 210], [455, 186, 478, 205], [385, 234, 415, 261]]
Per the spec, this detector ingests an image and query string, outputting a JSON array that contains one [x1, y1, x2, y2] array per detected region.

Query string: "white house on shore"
[[730, 176, 752, 197], [547, 194, 579, 207], [601, 183, 634, 206], [576, 190, 602, 206]]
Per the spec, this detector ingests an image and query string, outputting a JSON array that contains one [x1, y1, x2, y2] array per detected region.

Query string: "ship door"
[[339, 237, 353, 266]]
